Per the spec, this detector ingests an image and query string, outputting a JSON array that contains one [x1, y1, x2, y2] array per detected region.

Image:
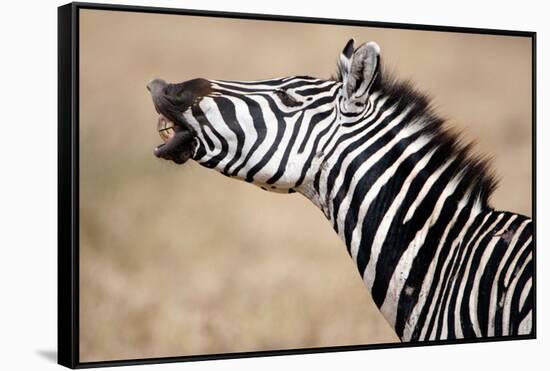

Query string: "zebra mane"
[[334, 64, 498, 209]]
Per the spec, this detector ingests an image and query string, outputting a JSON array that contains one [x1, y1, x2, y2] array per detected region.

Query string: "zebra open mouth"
[[153, 114, 196, 165], [157, 114, 176, 142]]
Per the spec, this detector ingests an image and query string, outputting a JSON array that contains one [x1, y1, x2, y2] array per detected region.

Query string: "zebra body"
[[148, 39, 533, 341]]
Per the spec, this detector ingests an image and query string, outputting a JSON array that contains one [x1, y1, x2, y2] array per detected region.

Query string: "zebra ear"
[[342, 41, 380, 102], [337, 39, 355, 83]]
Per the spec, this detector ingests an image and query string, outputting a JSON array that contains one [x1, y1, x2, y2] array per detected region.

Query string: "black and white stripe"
[[150, 39, 533, 341]]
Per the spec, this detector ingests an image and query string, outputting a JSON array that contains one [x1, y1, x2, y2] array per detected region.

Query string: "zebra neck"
[[301, 109, 496, 339]]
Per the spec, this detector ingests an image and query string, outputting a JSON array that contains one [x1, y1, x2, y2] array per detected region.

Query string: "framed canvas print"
[[58, 2, 536, 368]]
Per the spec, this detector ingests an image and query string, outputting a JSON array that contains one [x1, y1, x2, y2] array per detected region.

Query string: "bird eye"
[[275, 89, 302, 107]]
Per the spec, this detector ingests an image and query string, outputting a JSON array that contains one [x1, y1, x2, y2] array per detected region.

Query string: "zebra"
[[147, 39, 533, 342]]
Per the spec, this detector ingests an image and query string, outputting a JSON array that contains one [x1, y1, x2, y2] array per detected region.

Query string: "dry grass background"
[[78, 9, 532, 362]]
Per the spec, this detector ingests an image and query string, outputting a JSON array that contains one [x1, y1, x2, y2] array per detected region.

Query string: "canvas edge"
[[58, 2, 79, 369]]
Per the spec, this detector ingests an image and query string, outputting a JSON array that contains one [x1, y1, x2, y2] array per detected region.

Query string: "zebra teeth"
[[157, 114, 176, 143], [153, 112, 196, 165]]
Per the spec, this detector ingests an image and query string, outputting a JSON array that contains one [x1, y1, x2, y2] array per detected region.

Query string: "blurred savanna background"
[[79, 9, 532, 362]]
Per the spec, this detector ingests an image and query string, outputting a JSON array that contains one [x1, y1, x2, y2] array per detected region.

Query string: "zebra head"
[[148, 39, 380, 193]]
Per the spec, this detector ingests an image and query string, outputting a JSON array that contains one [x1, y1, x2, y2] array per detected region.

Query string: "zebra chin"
[[153, 141, 195, 165]]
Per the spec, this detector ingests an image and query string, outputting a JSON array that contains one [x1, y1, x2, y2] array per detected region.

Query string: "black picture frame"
[[58, 2, 537, 368]]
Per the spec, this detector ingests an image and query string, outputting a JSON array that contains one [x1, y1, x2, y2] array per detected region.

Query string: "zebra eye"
[[275, 89, 302, 107], [354, 102, 365, 108]]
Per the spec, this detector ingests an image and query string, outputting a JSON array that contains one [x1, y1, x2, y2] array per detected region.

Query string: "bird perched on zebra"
[[147, 39, 533, 342]]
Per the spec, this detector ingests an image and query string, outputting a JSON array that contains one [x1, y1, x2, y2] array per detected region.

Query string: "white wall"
[[0, 0, 546, 370]]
